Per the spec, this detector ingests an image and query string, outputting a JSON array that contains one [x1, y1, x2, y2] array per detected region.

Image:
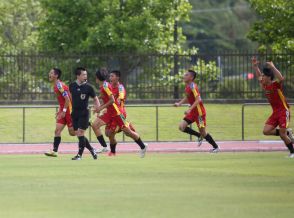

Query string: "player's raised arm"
[[174, 96, 188, 107], [267, 61, 284, 82], [251, 56, 262, 78]]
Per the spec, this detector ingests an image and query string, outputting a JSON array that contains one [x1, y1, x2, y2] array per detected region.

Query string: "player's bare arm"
[[57, 95, 70, 119], [174, 97, 188, 107], [251, 56, 262, 78], [266, 61, 284, 81], [94, 95, 115, 113]]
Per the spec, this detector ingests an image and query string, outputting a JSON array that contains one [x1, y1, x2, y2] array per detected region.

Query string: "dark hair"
[[111, 70, 121, 78], [96, 69, 107, 81], [75, 67, 86, 76], [262, 67, 274, 80], [52, 68, 62, 79], [188, 69, 197, 80]]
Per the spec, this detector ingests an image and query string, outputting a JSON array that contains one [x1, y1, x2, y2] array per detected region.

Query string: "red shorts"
[[56, 110, 73, 127], [184, 110, 206, 128], [100, 113, 129, 132], [266, 110, 290, 129]]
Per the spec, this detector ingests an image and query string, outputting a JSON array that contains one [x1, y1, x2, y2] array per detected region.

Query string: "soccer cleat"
[[71, 155, 82, 160], [91, 151, 98, 160], [287, 128, 294, 143], [140, 144, 148, 158], [197, 136, 204, 147], [96, 147, 109, 153], [108, 152, 116, 157], [289, 153, 294, 158], [210, 147, 220, 153], [44, 151, 58, 157]]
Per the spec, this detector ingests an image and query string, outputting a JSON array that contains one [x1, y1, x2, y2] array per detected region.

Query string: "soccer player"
[[92, 69, 147, 158], [45, 68, 75, 157], [174, 69, 219, 153], [69, 67, 100, 160], [252, 57, 294, 158]]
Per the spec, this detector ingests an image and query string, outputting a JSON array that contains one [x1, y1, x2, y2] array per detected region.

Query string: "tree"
[[248, 0, 294, 52], [0, 0, 42, 53], [38, 0, 192, 53]]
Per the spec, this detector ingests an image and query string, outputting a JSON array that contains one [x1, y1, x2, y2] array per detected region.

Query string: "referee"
[[69, 67, 100, 160]]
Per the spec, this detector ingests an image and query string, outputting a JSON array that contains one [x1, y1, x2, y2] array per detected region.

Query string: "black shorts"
[[71, 110, 89, 131]]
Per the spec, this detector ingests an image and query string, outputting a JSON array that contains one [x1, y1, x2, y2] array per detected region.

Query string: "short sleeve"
[[190, 83, 199, 98], [103, 83, 113, 96], [89, 85, 96, 98], [119, 85, 125, 100], [57, 81, 68, 97]]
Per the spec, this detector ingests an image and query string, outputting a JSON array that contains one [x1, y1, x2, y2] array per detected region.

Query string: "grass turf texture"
[[0, 153, 293, 218], [0, 104, 293, 143]]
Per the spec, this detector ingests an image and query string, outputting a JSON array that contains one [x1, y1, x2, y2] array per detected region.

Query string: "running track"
[[0, 141, 287, 154]]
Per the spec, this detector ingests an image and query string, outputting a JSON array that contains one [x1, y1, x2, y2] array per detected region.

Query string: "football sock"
[[53, 136, 61, 152], [110, 143, 117, 153], [183, 127, 201, 137], [97, 135, 107, 147], [204, 134, 218, 149], [276, 129, 290, 136], [135, 138, 146, 149], [78, 136, 86, 156], [85, 137, 95, 154], [286, 142, 294, 154]]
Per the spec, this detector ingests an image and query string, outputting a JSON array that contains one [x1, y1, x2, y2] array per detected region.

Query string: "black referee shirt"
[[69, 81, 96, 111]]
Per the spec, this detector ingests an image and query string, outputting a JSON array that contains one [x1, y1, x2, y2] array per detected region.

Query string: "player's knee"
[[179, 124, 185, 132], [69, 130, 75, 136], [263, 129, 269, 135]]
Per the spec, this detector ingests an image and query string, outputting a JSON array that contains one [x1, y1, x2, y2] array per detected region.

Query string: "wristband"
[[63, 108, 67, 112]]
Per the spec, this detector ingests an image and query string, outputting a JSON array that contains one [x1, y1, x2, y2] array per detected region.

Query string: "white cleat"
[[287, 128, 294, 143], [197, 136, 203, 147], [96, 147, 109, 153], [288, 153, 294, 158], [140, 144, 148, 158], [210, 147, 220, 153]]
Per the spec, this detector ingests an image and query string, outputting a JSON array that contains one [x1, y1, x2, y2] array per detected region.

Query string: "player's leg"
[[278, 110, 294, 157], [108, 131, 117, 156], [199, 127, 219, 152], [179, 112, 201, 138], [122, 125, 147, 158], [278, 128, 294, 156], [91, 116, 109, 152], [45, 123, 65, 157], [263, 124, 277, 136]]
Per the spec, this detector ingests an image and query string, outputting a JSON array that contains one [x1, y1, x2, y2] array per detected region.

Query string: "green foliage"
[[248, 0, 294, 52], [182, 0, 257, 52], [39, 0, 192, 53], [0, 0, 42, 53]]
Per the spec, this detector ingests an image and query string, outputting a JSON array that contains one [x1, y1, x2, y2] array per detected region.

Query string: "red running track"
[[0, 141, 287, 155]]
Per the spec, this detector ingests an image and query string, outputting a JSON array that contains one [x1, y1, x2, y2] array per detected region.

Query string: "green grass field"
[[0, 153, 293, 218], [0, 104, 293, 143]]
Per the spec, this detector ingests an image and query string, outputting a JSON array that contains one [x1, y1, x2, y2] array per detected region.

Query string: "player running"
[[252, 57, 294, 158], [92, 69, 147, 158], [69, 67, 100, 160], [174, 69, 219, 153], [45, 68, 75, 157]]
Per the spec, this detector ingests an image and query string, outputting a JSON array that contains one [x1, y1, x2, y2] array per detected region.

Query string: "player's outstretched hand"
[[174, 102, 181, 107], [251, 56, 259, 66]]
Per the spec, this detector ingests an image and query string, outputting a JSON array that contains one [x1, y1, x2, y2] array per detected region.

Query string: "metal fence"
[[0, 51, 293, 102], [1, 104, 293, 144]]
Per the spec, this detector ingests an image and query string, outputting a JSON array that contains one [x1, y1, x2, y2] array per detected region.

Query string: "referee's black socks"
[[85, 137, 95, 154], [183, 127, 201, 138], [78, 136, 86, 156], [97, 135, 107, 148], [204, 134, 218, 149], [53, 136, 61, 152]]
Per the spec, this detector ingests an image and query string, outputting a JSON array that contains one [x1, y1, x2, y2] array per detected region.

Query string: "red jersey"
[[111, 82, 126, 115], [100, 81, 121, 117], [185, 82, 206, 116], [263, 81, 289, 112], [54, 80, 72, 112]]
